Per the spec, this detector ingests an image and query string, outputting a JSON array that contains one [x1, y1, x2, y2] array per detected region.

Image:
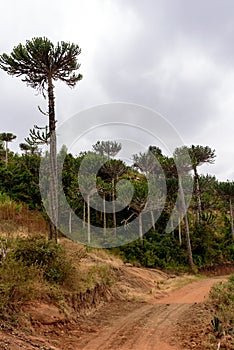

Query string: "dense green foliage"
[[0, 139, 233, 271], [0, 235, 75, 321], [0, 234, 114, 323], [12, 235, 74, 283]]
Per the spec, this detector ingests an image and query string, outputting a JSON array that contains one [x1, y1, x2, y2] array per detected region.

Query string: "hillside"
[[0, 241, 232, 350], [0, 195, 234, 349], [0, 223, 233, 349]]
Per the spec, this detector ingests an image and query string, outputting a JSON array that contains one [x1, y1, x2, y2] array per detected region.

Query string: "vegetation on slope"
[[209, 275, 234, 349], [0, 232, 116, 326]]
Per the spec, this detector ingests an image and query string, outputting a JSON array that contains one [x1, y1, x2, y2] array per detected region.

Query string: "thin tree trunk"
[[183, 212, 193, 267], [5, 141, 8, 166], [169, 214, 174, 237], [83, 200, 86, 229], [194, 167, 202, 223], [139, 211, 143, 241], [103, 194, 106, 235], [229, 198, 234, 240], [178, 216, 182, 246], [112, 178, 117, 237], [69, 210, 72, 234], [48, 76, 58, 243], [178, 175, 194, 271], [87, 194, 90, 243], [150, 210, 155, 230]]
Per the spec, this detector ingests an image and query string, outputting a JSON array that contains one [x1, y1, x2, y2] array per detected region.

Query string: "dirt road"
[[0, 276, 226, 349], [72, 277, 225, 350]]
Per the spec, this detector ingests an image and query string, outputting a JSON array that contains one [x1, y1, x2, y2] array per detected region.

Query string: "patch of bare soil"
[[0, 269, 227, 350], [175, 302, 215, 350], [72, 277, 226, 350]]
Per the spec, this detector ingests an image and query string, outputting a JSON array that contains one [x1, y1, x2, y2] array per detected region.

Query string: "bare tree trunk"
[[48, 76, 58, 243], [150, 210, 155, 230], [139, 211, 143, 241], [69, 210, 72, 234], [178, 176, 194, 271], [229, 198, 234, 240], [194, 167, 202, 223], [5, 140, 8, 166], [112, 178, 117, 237], [83, 200, 86, 229], [103, 194, 106, 235], [169, 214, 174, 237], [87, 194, 90, 244], [178, 216, 182, 246]]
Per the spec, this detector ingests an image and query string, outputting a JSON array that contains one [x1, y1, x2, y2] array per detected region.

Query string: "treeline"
[[0, 136, 234, 271]]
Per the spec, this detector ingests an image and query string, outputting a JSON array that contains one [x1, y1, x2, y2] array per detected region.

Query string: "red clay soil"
[[0, 276, 225, 350], [74, 277, 225, 350]]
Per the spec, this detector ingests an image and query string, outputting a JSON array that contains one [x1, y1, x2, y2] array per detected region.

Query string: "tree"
[[93, 141, 122, 159], [0, 132, 16, 165], [129, 179, 148, 241], [96, 177, 112, 235], [133, 151, 155, 174], [173, 147, 194, 271], [217, 181, 234, 240], [78, 152, 107, 243], [0, 37, 82, 242], [25, 125, 50, 146], [100, 159, 127, 237], [188, 145, 215, 222], [133, 147, 165, 230], [20, 142, 40, 155], [78, 174, 97, 243], [93, 141, 123, 237]]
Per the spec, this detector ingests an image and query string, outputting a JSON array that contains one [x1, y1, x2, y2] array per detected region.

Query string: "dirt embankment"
[[74, 276, 226, 350], [0, 261, 228, 350]]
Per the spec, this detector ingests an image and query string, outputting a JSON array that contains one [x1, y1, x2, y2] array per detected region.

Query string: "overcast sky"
[[1, 0, 234, 180]]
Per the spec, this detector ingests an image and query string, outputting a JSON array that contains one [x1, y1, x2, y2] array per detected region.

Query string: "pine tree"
[[0, 37, 82, 241]]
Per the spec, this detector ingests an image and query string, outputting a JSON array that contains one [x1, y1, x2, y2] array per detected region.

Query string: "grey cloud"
[[0, 0, 234, 180]]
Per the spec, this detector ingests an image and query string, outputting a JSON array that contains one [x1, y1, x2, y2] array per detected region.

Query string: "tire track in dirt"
[[79, 277, 227, 350]]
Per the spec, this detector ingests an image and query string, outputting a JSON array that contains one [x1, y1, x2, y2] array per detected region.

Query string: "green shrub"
[[12, 235, 74, 284]]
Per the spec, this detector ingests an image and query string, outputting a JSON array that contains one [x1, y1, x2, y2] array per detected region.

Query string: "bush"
[[12, 235, 75, 284], [209, 274, 234, 347], [119, 230, 188, 269]]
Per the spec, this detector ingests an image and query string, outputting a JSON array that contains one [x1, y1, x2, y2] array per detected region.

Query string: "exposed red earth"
[[0, 273, 227, 350]]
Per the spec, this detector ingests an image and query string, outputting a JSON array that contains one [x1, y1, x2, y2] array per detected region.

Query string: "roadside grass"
[[208, 274, 234, 349], [0, 193, 47, 236]]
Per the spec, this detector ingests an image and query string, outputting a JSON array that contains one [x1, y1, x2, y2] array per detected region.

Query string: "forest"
[[0, 37, 233, 274], [0, 134, 233, 273]]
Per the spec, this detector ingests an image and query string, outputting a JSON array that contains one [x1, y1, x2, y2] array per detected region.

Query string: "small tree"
[[93, 140, 121, 159], [0, 37, 82, 242], [188, 145, 215, 222], [0, 132, 16, 165]]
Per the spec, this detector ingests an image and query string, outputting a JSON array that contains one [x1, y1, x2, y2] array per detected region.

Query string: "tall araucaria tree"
[[93, 140, 122, 160], [188, 145, 215, 223], [0, 132, 16, 165], [173, 147, 194, 272], [0, 37, 82, 242]]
